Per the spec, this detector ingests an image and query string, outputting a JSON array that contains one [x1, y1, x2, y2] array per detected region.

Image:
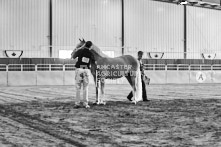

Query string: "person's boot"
[[143, 98, 150, 102]]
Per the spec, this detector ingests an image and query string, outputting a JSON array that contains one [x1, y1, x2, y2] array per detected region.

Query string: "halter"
[[76, 43, 86, 50], [76, 43, 92, 50]]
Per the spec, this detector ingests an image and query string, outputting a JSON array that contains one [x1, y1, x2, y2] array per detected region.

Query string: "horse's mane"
[[91, 44, 109, 58], [72, 40, 109, 60]]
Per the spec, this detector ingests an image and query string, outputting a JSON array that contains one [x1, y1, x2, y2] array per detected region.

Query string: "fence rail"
[[0, 64, 221, 71], [1, 64, 221, 86], [0, 64, 76, 72], [144, 64, 221, 71]]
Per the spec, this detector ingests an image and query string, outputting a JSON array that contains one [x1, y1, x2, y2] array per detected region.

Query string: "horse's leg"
[[125, 74, 137, 104], [129, 76, 137, 104], [133, 69, 143, 102], [126, 70, 142, 104], [125, 75, 133, 101], [99, 78, 106, 105], [92, 70, 100, 105], [96, 83, 99, 103], [94, 78, 100, 105], [125, 75, 132, 86]]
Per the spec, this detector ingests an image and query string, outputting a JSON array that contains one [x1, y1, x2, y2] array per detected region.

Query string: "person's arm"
[[140, 63, 145, 75]]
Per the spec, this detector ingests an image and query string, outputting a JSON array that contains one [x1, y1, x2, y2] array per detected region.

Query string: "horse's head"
[[76, 38, 86, 49], [71, 38, 86, 59]]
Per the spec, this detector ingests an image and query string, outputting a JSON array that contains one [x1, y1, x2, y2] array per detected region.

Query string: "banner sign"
[[4, 50, 23, 58], [147, 52, 164, 59], [201, 53, 216, 60]]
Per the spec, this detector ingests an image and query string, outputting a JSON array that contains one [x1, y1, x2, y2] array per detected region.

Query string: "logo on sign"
[[196, 71, 206, 83]]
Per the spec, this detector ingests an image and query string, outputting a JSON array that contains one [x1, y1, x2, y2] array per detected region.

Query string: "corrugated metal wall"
[[187, 6, 221, 59], [1, 0, 221, 59], [52, 0, 122, 57], [124, 0, 184, 58], [202, 0, 220, 4], [0, 0, 49, 58]]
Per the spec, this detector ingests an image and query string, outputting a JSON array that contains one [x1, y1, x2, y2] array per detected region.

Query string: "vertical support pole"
[[184, 5, 187, 59], [121, 0, 125, 55], [49, 0, 53, 57], [6, 65, 8, 86], [35, 64, 37, 86]]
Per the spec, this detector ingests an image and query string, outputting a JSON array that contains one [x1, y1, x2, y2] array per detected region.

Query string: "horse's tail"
[[135, 67, 142, 102]]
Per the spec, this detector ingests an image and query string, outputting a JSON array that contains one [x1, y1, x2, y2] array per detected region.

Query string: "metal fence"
[[1, 64, 221, 86], [0, 64, 76, 71], [144, 64, 221, 71], [0, 64, 221, 72]]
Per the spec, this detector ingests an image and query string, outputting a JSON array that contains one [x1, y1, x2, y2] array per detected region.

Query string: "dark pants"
[[127, 75, 148, 101]]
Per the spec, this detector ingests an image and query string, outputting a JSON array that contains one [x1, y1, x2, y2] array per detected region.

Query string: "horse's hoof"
[[85, 105, 90, 108], [132, 100, 137, 105], [93, 102, 106, 105], [100, 102, 106, 105], [93, 102, 98, 105], [74, 105, 81, 109]]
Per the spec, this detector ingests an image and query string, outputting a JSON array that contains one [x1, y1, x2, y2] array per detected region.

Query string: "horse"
[[72, 39, 142, 105]]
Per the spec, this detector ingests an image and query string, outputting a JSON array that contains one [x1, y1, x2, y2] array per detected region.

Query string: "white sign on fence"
[[196, 71, 206, 83]]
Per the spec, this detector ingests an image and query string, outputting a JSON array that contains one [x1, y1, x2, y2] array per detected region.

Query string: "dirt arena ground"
[[0, 84, 221, 147]]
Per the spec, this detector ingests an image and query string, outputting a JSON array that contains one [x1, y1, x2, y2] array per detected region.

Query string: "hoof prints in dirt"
[[0, 99, 221, 146], [0, 104, 88, 147]]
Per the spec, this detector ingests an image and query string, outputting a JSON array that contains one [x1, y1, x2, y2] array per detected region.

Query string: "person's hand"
[[141, 69, 145, 75]]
